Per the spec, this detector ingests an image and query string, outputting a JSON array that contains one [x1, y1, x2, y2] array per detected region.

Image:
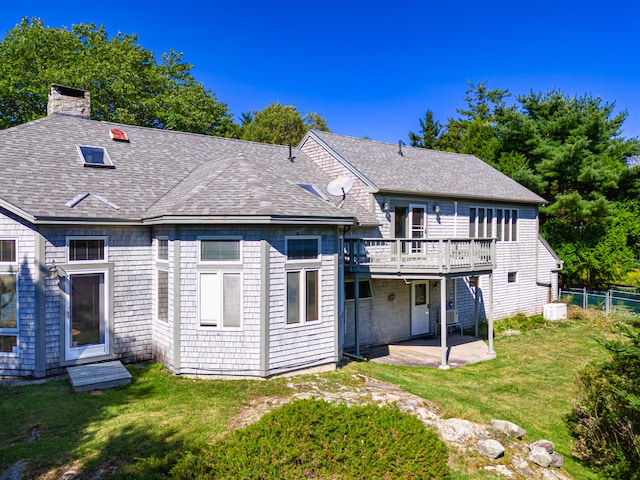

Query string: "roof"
[[306, 130, 546, 204], [0, 115, 375, 225]]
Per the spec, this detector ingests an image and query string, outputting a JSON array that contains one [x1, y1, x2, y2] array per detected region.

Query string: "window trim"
[[0, 272, 19, 355], [508, 271, 518, 283], [156, 268, 169, 323], [285, 236, 321, 262], [496, 208, 519, 242], [0, 238, 17, 265], [345, 279, 374, 301], [76, 144, 115, 168], [198, 236, 243, 264], [67, 236, 108, 264], [285, 267, 321, 326], [197, 270, 243, 329]]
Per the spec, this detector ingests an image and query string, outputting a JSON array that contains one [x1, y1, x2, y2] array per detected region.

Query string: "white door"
[[65, 270, 110, 360], [411, 281, 430, 336]]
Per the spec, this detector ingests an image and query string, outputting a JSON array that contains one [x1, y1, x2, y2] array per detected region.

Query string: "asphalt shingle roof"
[[310, 131, 546, 204], [0, 115, 373, 224]]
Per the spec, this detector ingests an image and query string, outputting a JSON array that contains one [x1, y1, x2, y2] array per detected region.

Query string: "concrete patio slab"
[[361, 335, 496, 368]]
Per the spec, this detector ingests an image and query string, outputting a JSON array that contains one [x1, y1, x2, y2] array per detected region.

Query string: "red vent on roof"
[[109, 128, 129, 142]]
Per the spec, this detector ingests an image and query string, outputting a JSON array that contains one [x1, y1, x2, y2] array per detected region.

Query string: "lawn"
[[0, 311, 619, 479]]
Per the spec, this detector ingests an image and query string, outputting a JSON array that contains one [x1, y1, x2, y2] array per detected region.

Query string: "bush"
[[168, 399, 451, 479], [568, 321, 640, 479], [494, 313, 551, 335]]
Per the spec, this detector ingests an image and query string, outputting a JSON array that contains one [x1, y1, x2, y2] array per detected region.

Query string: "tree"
[[438, 80, 510, 164], [0, 18, 236, 136], [409, 110, 442, 149], [240, 102, 329, 145]]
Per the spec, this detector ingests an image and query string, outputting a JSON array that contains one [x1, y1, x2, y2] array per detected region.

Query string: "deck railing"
[[344, 238, 496, 274]]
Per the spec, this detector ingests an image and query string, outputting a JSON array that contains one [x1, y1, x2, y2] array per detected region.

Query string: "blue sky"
[[2, 1, 639, 144]]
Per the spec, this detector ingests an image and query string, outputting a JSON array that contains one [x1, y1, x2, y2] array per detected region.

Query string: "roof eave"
[[375, 188, 547, 205], [142, 215, 356, 226]]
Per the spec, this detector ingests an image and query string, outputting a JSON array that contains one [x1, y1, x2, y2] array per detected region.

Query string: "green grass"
[[0, 311, 625, 479], [350, 315, 614, 479]]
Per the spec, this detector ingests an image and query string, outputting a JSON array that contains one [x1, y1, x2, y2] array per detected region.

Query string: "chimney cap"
[[50, 84, 88, 98]]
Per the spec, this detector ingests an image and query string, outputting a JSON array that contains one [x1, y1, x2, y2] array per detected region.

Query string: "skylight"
[[77, 145, 114, 168], [297, 183, 328, 201]]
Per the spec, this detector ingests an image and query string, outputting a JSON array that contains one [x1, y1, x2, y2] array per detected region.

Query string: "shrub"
[[494, 313, 551, 335], [169, 399, 451, 479], [568, 321, 640, 479]]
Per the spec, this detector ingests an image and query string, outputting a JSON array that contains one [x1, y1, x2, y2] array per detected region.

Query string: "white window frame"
[[0, 270, 19, 356], [285, 236, 321, 263], [496, 208, 519, 242], [285, 267, 321, 326], [508, 271, 518, 283], [156, 237, 169, 261], [67, 236, 108, 264], [76, 144, 114, 168], [0, 238, 18, 265], [199, 236, 243, 264], [198, 270, 243, 329], [156, 237, 170, 323]]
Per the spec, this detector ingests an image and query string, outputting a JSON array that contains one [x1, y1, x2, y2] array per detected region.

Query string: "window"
[[0, 274, 18, 354], [68, 238, 106, 262], [496, 209, 518, 242], [0, 240, 16, 263], [508, 272, 517, 283], [77, 145, 114, 168], [287, 238, 319, 260], [157, 271, 168, 322], [157, 238, 169, 261], [345, 280, 373, 300], [200, 239, 241, 262], [287, 270, 319, 325], [199, 272, 241, 328], [469, 207, 493, 238]]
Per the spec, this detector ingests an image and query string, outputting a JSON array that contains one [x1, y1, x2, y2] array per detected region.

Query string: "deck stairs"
[[67, 360, 132, 392]]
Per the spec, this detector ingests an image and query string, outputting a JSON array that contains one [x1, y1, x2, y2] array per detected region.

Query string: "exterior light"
[[433, 203, 440, 214], [50, 261, 58, 278]]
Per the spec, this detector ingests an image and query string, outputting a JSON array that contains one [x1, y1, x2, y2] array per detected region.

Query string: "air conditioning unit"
[[446, 309, 459, 324], [543, 303, 567, 321]]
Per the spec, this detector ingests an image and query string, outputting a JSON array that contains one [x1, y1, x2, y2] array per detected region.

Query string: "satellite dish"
[[327, 176, 354, 197]]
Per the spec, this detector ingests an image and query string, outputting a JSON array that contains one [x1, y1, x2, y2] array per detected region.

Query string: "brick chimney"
[[47, 84, 91, 118]]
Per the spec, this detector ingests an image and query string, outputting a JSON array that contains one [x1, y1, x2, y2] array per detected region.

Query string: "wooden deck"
[[67, 360, 132, 392]]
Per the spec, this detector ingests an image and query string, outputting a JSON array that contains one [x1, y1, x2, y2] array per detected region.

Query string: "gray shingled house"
[[0, 85, 561, 378]]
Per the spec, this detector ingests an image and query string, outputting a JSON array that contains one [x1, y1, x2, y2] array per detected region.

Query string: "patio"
[[361, 335, 496, 368]]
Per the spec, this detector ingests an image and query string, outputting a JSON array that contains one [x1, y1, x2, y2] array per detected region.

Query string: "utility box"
[[544, 303, 567, 321]]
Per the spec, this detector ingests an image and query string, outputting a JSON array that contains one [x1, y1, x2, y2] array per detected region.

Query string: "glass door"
[[65, 271, 109, 360], [409, 204, 426, 253]]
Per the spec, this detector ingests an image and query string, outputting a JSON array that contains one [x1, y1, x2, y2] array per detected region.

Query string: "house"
[[0, 85, 561, 379]]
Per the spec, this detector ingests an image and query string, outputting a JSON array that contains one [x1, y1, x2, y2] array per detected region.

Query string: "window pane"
[[478, 209, 485, 238], [0, 240, 16, 263], [157, 270, 168, 322], [345, 281, 355, 301], [286, 271, 300, 324], [394, 207, 407, 238], [508, 272, 517, 283], [306, 270, 319, 321], [0, 275, 17, 329], [486, 210, 493, 238], [69, 239, 105, 261], [200, 273, 220, 326], [79, 145, 111, 166], [504, 210, 511, 242], [511, 210, 518, 241], [359, 280, 373, 299], [469, 208, 476, 237], [287, 238, 319, 260], [201, 240, 240, 261], [158, 239, 169, 261], [223, 273, 241, 327], [496, 209, 503, 241], [0, 336, 17, 353]]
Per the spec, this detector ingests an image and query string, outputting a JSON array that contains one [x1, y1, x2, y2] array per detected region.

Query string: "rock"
[[491, 419, 526, 439], [483, 465, 516, 478], [529, 446, 553, 468], [478, 438, 505, 459], [530, 439, 555, 454], [436, 418, 484, 444], [550, 452, 565, 468]]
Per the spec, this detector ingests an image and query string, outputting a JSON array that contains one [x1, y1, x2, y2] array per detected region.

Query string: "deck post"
[[474, 278, 479, 337], [354, 273, 360, 357], [439, 278, 449, 369], [488, 273, 495, 355]]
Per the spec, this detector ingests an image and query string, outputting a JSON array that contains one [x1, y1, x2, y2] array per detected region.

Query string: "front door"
[[411, 281, 430, 336], [65, 271, 109, 360]]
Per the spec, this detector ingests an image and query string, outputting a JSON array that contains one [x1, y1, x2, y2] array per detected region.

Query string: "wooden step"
[[68, 360, 132, 392]]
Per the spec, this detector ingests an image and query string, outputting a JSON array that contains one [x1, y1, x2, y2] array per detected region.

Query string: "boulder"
[[478, 438, 505, 459], [529, 446, 553, 468], [530, 439, 555, 454], [550, 452, 565, 468], [436, 418, 484, 443], [491, 419, 527, 439]]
